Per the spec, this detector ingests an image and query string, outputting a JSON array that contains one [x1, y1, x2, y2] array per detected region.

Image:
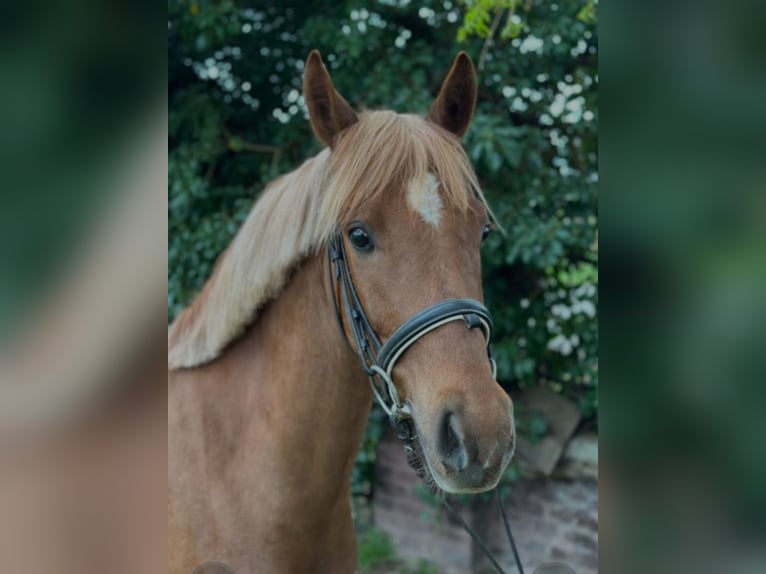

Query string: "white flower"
[[579, 300, 596, 318], [547, 334, 572, 356], [574, 282, 596, 299], [551, 304, 572, 320]]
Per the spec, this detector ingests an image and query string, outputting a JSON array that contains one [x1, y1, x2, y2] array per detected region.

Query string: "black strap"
[[440, 491, 525, 574], [377, 298, 493, 372], [497, 489, 526, 574], [442, 496, 508, 574], [328, 234, 382, 374]]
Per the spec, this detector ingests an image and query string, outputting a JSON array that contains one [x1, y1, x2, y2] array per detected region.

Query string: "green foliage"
[[357, 528, 396, 571], [410, 560, 441, 574], [456, 0, 598, 422], [169, 0, 598, 494], [357, 528, 439, 574], [457, 0, 524, 42], [352, 408, 387, 498], [516, 407, 549, 443]]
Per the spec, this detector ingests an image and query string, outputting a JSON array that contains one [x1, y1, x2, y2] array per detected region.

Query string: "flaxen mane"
[[168, 111, 490, 369]]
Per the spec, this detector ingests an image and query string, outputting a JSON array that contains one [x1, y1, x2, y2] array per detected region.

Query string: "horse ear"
[[302, 50, 359, 147], [427, 52, 477, 139]]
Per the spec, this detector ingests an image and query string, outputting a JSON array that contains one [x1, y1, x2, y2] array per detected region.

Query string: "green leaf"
[[500, 19, 524, 40]]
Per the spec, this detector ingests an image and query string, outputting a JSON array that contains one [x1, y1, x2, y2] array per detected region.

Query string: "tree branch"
[[222, 126, 280, 154], [478, 9, 506, 71]]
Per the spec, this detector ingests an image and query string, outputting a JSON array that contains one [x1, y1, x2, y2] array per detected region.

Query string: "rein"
[[327, 232, 526, 574]]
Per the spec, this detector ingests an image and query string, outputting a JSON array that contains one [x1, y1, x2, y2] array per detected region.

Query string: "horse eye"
[[481, 224, 492, 243], [348, 226, 373, 251]]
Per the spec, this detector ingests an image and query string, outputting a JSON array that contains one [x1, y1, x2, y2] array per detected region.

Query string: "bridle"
[[327, 231, 496, 432], [327, 230, 526, 574]]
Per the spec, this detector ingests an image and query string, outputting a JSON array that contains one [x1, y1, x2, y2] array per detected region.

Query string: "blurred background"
[[601, 0, 766, 572], [168, 1, 597, 572], [1, 0, 761, 572], [1, 1, 166, 571]]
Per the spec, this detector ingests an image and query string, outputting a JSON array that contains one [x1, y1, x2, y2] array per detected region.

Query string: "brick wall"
[[372, 430, 598, 573]]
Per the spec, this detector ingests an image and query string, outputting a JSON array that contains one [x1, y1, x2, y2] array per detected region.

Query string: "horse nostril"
[[439, 411, 468, 473]]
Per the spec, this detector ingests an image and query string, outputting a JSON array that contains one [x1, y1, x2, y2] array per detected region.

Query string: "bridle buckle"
[[391, 409, 414, 441]]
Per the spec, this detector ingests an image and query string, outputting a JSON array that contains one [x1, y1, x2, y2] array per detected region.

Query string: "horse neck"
[[213, 250, 372, 505]]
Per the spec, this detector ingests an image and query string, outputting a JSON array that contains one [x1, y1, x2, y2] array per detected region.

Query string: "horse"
[[168, 50, 516, 574]]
